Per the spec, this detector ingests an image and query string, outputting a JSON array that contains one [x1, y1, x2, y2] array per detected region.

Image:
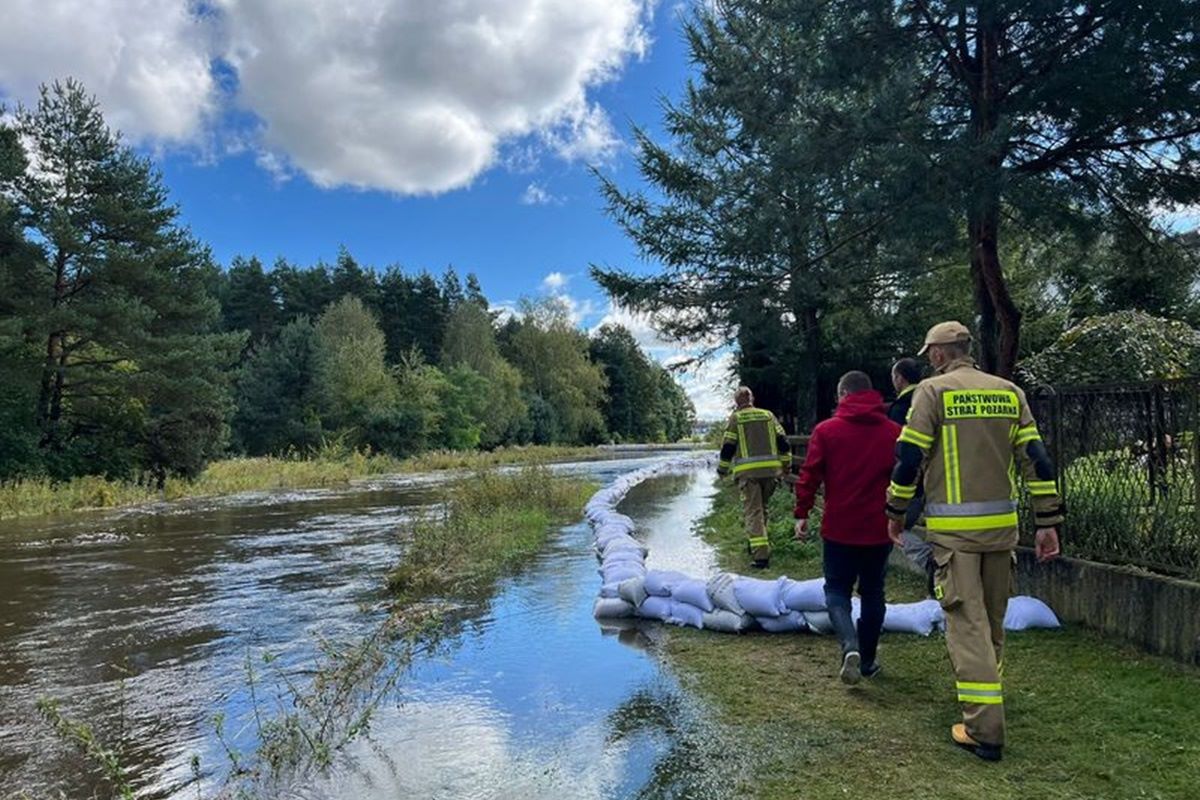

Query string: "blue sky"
[[0, 1, 735, 417]]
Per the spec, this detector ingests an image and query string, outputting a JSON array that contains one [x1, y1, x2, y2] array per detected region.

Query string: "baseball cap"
[[918, 321, 972, 356]]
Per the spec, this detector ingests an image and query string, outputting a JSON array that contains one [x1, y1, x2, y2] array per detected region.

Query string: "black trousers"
[[822, 539, 892, 667]]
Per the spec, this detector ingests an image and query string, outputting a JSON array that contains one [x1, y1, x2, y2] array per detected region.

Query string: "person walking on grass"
[[886, 321, 1063, 762], [717, 386, 791, 569], [793, 371, 900, 684], [890, 357, 936, 594]]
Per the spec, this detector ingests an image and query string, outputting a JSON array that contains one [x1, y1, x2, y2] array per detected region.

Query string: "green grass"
[[0, 443, 606, 520], [664, 483, 1200, 800], [387, 465, 597, 602]]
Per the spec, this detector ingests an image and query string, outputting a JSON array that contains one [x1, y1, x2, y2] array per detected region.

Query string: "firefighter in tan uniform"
[[886, 322, 1063, 762], [718, 386, 791, 569]]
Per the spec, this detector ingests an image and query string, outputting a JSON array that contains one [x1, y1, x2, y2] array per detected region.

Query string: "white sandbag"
[[1004, 596, 1060, 630], [756, 610, 809, 633], [617, 576, 648, 607], [637, 595, 673, 622], [882, 599, 943, 636], [644, 569, 690, 598], [605, 513, 636, 531], [733, 576, 789, 618], [668, 600, 705, 629], [781, 577, 828, 612], [600, 539, 649, 560], [701, 608, 755, 633], [706, 572, 746, 615], [601, 548, 646, 566], [600, 562, 645, 585], [671, 578, 715, 613], [599, 583, 621, 599], [803, 610, 833, 634], [593, 597, 636, 619]]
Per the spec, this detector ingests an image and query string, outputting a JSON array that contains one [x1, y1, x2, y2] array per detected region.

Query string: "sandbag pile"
[[587, 457, 1061, 636]]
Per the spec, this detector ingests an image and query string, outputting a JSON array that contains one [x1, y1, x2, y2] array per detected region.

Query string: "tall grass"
[[0, 444, 605, 521], [388, 466, 596, 601]]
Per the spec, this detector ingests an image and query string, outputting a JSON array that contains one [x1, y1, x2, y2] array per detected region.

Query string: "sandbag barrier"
[[587, 456, 1061, 635]]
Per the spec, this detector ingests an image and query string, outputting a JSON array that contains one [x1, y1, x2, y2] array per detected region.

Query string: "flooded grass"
[[665, 483, 1200, 800], [388, 466, 597, 601], [0, 444, 603, 521]]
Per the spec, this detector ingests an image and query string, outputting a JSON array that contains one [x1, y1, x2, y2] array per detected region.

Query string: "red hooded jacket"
[[794, 389, 901, 546]]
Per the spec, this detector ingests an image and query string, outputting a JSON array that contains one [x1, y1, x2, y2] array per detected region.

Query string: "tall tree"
[[233, 318, 325, 455], [221, 256, 279, 350], [1, 80, 242, 480]]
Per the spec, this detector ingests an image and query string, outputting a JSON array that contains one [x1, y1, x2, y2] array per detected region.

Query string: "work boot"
[[751, 558, 770, 570], [861, 662, 882, 679], [839, 650, 861, 685], [951, 723, 1002, 762]]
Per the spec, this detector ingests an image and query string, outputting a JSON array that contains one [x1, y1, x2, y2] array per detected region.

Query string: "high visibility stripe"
[[747, 536, 770, 548], [890, 481, 918, 499], [717, 460, 731, 471], [899, 426, 934, 449], [925, 500, 1017, 517], [958, 694, 1004, 705], [723, 431, 738, 442], [731, 459, 785, 475], [735, 409, 772, 422], [926, 512, 1019, 531], [943, 426, 962, 504], [1013, 424, 1042, 445], [957, 681, 1002, 691], [1027, 480, 1058, 496], [737, 423, 748, 459]]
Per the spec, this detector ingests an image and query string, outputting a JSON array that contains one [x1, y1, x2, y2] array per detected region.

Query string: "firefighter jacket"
[[717, 406, 791, 480], [886, 358, 1065, 552]]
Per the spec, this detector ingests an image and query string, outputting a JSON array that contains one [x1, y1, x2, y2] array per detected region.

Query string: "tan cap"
[[918, 321, 972, 356]]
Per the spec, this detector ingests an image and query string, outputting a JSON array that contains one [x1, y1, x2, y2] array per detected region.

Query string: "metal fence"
[[1029, 379, 1200, 579]]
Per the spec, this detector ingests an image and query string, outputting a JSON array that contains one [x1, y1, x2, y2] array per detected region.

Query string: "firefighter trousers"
[[737, 476, 776, 562], [932, 544, 1014, 746]]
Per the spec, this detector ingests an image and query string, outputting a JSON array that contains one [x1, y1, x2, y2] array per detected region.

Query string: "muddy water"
[[0, 455, 736, 799]]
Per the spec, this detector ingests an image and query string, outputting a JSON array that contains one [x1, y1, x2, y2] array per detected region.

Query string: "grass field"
[[663, 483, 1200, 800]]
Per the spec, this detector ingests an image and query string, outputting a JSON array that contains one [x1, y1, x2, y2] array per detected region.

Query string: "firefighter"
[[886, 321, 1063, 762], [717, 386, 791, 569]]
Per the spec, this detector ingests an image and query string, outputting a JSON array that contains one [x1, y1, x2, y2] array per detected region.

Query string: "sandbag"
[[637, 595, 673, 622], [781, 577, 827, 612], [598, 583, 621, 599], [802, 610, 833, 634], [706, 572, 746, 615], [671, 578, 715, 613], [644, 569, 690, 598], [593, 597, 636, 619], [600, 536, 647, 559], [601, 548, 646, 566], [701, 609, 755, 634], [733, 576, 789, 618], [756, 610, 809, 633], [1004, 596, 1060, 631], [882, 599, 943, 636], [600, 562, 645, 585], [668, 600, 705, 629], [617, 576, 648, 608]]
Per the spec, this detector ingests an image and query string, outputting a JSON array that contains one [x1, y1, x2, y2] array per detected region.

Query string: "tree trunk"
[[967, 14, 1021, 378], [37, 249, 69, 448]]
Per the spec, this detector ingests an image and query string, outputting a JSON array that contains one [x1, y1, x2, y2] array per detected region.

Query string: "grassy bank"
[[0, 443, 605, 520], [388, 465, 596, 602], [665, 484, 1200, 800]]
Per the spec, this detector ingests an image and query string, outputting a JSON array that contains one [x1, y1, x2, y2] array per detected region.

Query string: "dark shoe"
[[839, 650, 862, 685], [951, 724, 1003, 762], [861, 662, 882, 679], [751, 559, 770, 570]]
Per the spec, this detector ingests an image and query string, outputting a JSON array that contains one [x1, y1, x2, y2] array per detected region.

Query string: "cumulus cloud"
[[542, 271, 569, 291], [0, 0, 655, 192], [522, 183, 557, 206], [0, 0, 217, 142]]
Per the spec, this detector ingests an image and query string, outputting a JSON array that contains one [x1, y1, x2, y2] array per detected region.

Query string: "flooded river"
[[0, 455, 737, 799]]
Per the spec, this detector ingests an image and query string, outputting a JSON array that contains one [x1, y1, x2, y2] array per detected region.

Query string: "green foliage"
[[1019, 311, 1200, 387], [234, 318, 325, 455]]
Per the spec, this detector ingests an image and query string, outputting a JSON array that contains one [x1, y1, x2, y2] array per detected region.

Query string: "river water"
[[0, 454, 738, 799]]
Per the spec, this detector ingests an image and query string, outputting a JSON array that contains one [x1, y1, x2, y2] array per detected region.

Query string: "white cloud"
[[0, 0, 217, 142], [542, 271, 569, 291], [522, 183, 557, 206], [0, 0, 655, 192]]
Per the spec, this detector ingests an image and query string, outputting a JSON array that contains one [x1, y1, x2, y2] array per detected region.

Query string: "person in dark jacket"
[[888, 357, 923, 424], [889, 357, 933, 591], [794, 371, 901, 684]]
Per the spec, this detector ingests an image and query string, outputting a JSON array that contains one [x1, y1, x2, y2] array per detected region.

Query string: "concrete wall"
[[1014, 549, 1200, 666], [888, 547, 1200, 665]]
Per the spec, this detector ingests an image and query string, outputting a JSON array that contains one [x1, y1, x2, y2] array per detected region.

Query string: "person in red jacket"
[[794, 371, 902, 684]]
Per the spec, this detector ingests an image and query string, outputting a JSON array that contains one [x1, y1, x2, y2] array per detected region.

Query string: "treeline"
[[0, 81, 694, 485]]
